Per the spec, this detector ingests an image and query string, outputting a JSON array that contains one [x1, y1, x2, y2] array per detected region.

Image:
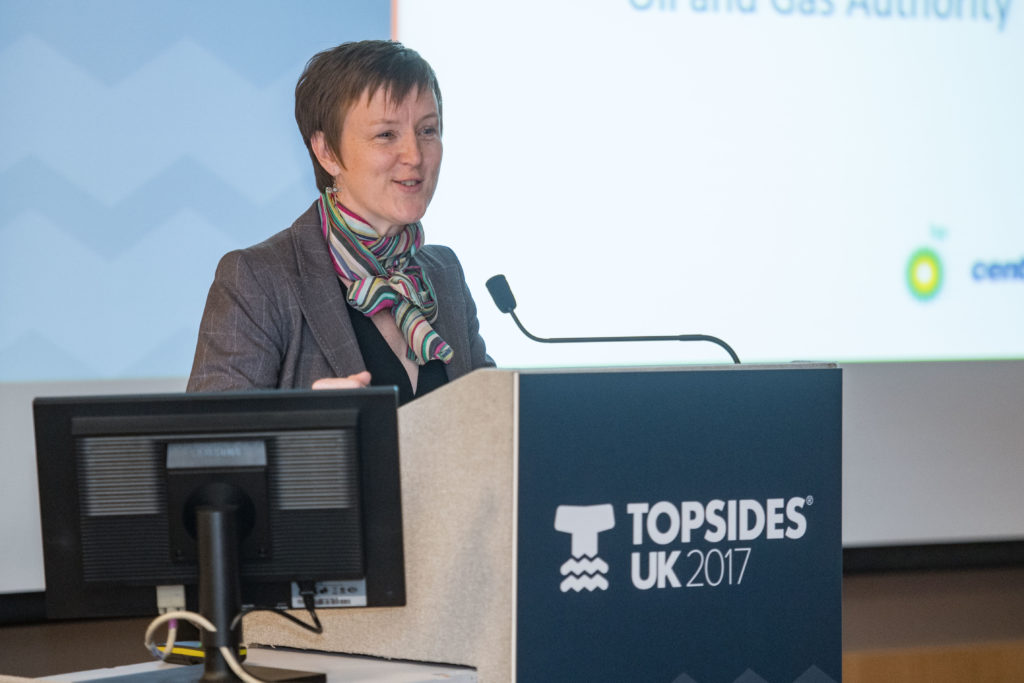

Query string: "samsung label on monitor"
[[167, 440, 268, 469]]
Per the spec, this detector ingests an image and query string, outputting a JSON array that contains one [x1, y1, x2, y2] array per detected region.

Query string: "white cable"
[[144, 610, 263, 683], [162, 620, 178, 661], [145, 610, 216, 655], [217, 645, 263, 683]]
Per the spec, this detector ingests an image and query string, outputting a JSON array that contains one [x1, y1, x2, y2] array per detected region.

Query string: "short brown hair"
[[295, 40, 442, 192]]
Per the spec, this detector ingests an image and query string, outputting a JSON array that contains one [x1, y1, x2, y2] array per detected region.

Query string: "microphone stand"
[[486, 275, 741, 365]]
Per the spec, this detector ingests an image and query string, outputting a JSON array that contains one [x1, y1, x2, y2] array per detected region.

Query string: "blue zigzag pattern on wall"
[[0, 208, 240, 380], [0, 157, 316, 259], [0, 0, 390, 86], [0, 331, 99, 382], [0, 0, 390, 382], [1, 33, 314, 205]]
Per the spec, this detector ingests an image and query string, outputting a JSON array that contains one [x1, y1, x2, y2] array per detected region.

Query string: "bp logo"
[[906, 247, 943, 301], [554, 504, 615, 592]]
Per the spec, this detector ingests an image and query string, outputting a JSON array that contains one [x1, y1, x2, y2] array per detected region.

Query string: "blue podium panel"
[[516, 367, 842, 683]]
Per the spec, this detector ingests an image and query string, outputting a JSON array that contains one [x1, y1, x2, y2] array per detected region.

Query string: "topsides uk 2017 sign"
[[557, 494, 812, 594], [515, 368, 841, 683]]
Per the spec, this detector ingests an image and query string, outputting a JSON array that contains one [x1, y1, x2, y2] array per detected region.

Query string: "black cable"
[[232, 584, 323, 635]]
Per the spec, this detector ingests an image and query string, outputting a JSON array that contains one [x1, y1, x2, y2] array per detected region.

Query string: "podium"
[[245, 364, 842, 682]]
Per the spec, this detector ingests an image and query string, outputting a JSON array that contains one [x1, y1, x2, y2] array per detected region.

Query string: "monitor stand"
[[94, 508, 325, 683], [188, 506, 326, 683]]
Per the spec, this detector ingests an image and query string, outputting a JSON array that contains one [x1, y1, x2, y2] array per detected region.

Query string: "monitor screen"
[[33, 388, 405, 622]]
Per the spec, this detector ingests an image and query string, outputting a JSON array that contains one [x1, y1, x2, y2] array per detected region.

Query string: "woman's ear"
[[311, 131, 342, 178]]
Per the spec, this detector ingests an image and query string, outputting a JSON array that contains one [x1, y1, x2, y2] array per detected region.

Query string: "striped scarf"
[[318, 190, 453, 365]]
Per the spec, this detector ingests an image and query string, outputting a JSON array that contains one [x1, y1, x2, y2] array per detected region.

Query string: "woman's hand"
[[312, 371, 372, 390]]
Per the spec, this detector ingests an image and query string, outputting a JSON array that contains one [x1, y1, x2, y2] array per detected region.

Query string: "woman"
[[188, 40, 493, 403]]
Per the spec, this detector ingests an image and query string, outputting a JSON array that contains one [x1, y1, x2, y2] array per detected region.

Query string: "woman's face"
[[320, 85, 442, 237]]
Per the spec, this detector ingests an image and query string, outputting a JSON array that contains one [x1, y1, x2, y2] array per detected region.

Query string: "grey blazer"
[[187, 202, 494, 391]]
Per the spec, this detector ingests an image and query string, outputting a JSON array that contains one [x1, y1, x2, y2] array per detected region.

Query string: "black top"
[[340, 282, 449, 405]]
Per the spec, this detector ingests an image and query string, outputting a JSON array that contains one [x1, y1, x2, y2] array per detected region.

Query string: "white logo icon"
[[554, 504, 615, 592]]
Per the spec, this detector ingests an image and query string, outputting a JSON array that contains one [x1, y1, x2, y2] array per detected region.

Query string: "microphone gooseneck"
[[485, 274, 741, 364]]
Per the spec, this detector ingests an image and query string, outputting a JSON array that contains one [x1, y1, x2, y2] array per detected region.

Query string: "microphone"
[[485, 273, 517, 314], [485, 274, 740, 364]]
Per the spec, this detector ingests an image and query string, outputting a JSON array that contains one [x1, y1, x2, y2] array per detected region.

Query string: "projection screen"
[[1, 0, 1022, 596]]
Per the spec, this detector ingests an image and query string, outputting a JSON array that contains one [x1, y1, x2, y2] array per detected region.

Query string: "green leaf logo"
[[907, 248, 943, 301]]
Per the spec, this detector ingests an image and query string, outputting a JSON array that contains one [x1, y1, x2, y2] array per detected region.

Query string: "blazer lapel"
[[290, 203, 366, 377], [418, 252, 472, 380]]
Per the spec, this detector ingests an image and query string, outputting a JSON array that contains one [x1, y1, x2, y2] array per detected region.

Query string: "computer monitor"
[[33, 388, 405, 676]]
